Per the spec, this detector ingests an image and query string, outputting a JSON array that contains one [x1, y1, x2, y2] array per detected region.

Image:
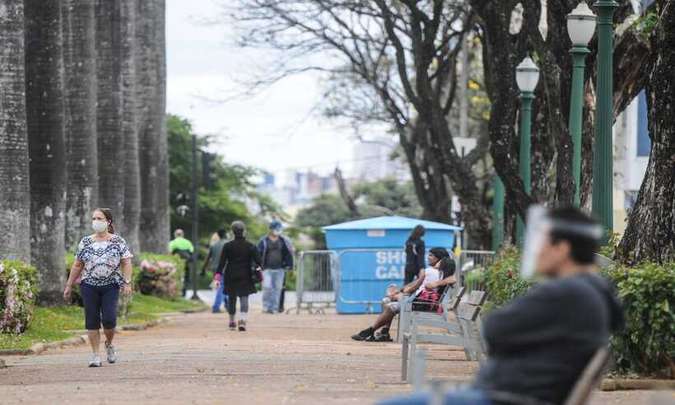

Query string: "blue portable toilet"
[[323, 216, 462, 314]]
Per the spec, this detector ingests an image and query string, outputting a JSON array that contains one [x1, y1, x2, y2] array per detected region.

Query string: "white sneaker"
[[105, 343, 117, 364], [89, 354, 102, 368]]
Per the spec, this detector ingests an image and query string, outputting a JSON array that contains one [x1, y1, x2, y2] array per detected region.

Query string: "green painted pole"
[[592, 0, 617, 241], [492, 175, 505, 251], [516, 92, 534, 245], [569, 46, 590, 207]]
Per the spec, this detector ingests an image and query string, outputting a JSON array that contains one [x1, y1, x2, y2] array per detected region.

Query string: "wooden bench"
[[456, 290, 488, 362], [396, 285, 465, 343], [411, 347, 610, 405], [401, 289, 488, 381]]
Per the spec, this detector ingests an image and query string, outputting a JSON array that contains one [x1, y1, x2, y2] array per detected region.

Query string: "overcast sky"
[[166, 0, 359, 181]]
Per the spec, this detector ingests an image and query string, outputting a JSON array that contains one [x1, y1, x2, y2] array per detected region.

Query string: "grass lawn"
[[0, 294, 205, 351]]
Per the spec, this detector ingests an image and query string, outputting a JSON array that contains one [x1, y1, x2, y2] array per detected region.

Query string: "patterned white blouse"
[[76, 235, 133, 287]]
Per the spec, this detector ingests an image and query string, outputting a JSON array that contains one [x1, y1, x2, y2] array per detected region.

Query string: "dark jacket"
[[257, 235, 294, 270], [216, 237, 262, 296], [404, 238, 425, 274], [474, 272, 624, 405]]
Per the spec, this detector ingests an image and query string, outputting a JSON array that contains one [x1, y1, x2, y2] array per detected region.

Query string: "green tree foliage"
[[167, 114, 279, 244], [353, 178, 422, 218]]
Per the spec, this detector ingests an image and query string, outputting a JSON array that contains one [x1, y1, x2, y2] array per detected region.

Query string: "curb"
[[601, 378, 675, 391], [0, 316, 175, 357]]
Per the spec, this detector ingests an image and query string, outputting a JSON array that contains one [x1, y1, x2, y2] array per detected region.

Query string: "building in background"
[[352, 137, 409, 182], [613, 90, 651, 235]]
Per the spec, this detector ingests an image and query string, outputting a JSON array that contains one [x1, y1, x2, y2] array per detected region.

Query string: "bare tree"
[[0, 0, 31, 263], [62, 0, 98, 250], [233, 0, 492, 246], [25, 0, 67, 304], [618, 1, 675, 264], [136, 0, 170, 253]]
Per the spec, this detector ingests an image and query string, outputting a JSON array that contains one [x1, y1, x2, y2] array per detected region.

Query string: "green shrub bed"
[[0, 260, 38, 334]]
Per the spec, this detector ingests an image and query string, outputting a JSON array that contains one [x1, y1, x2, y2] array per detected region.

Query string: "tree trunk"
[[618, 2, 675, 264], [0, 0, 31, 263], [25, 0, 67, 305], [136, 0, 169, 253], [62, 0, 98, 251], [120, 0, 141, 254], [95, 0, 125, 229]]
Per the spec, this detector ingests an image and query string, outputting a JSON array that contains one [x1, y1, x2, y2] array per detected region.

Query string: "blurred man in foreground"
[[381, 206, 624, 405]]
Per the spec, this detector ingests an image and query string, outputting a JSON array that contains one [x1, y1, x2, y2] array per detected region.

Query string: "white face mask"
[[92, 220, 108, 233], [271, 229, 281, 237]]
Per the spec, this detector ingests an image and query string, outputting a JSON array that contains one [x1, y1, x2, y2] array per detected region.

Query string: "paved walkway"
[[0, 307, 659, 404]]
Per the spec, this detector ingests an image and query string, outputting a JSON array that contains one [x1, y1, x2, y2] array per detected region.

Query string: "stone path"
[[0, 309, 660, 404]]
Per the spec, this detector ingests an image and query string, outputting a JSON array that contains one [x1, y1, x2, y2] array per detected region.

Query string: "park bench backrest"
[[563, 347, 610, 405], [448, 286, 466, 311], [466, 290, 487, 306], [456, 290, 486, 322]]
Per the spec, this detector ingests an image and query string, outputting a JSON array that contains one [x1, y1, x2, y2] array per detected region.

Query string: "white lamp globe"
[[567, 1, 597, 47], [516, 56, 540, 93]]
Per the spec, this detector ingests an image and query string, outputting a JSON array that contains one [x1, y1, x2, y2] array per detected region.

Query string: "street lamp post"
[[515, 56, 540, 244], [190, 134, 200, 301], [592, 0, 617, 240], [567, 1, 596, 207]]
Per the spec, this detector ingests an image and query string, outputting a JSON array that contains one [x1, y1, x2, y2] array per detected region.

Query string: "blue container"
[[323, 216, 462, 314]]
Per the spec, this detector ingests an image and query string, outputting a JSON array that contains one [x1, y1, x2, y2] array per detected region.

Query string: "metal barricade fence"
[[458, 250, 496, 292], [290, 250, 337, 314]]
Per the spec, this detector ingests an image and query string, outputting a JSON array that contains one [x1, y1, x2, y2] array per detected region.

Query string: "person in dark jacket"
[[404, 225, 426, 284], [215, 221, 262, 332], [258, 220, 294, 314], [379, 207, 624, 405]]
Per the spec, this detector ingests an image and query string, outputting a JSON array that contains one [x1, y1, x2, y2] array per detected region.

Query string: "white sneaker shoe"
[[89, 354, 102, 368], [105, 343, 117, 364]]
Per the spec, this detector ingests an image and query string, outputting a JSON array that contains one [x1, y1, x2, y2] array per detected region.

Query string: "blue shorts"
[[80, 283, 120, 330]]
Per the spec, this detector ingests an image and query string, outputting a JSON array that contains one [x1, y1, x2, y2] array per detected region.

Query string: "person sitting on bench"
[[379, 206, 625, 405], [352, 247, 457, 343]]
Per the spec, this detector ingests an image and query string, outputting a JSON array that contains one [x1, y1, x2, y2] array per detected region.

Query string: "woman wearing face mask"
[[64, 208, 133, 367]]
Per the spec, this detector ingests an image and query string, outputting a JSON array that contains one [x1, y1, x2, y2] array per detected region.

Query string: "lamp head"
[[567, 1, 597, 47], [516, 56, 540, 93]]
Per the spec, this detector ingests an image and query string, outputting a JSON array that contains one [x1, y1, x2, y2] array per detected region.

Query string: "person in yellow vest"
[[169, 229, 194, 297]]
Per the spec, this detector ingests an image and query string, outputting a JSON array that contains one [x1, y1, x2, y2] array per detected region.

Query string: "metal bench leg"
[[401, 334, 409, 382], [408, 329, 418, 383]]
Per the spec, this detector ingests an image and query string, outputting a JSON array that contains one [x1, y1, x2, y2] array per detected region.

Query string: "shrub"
[[603, 262, 675, 377], [0, 260, 38, 334], [136, 253, 184, 299], [482, 247, 533, 310]]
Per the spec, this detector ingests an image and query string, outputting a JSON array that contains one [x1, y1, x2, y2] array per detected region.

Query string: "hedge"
[[481, 249, 675, 377], [603, 263, 675, 377], [0, 260, 38, 334]]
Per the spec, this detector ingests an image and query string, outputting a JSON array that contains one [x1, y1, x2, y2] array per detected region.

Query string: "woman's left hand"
[[121, 283, 133, 296]]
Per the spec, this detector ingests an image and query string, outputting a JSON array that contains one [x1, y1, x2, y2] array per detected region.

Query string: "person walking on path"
[[169, 229, 194, 297], [404, 225, 426, 284], [63, 208, 133, 367], [202, 229, 228, 313], [258, 220, 294, 314], [215, 221, 262, 331]]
